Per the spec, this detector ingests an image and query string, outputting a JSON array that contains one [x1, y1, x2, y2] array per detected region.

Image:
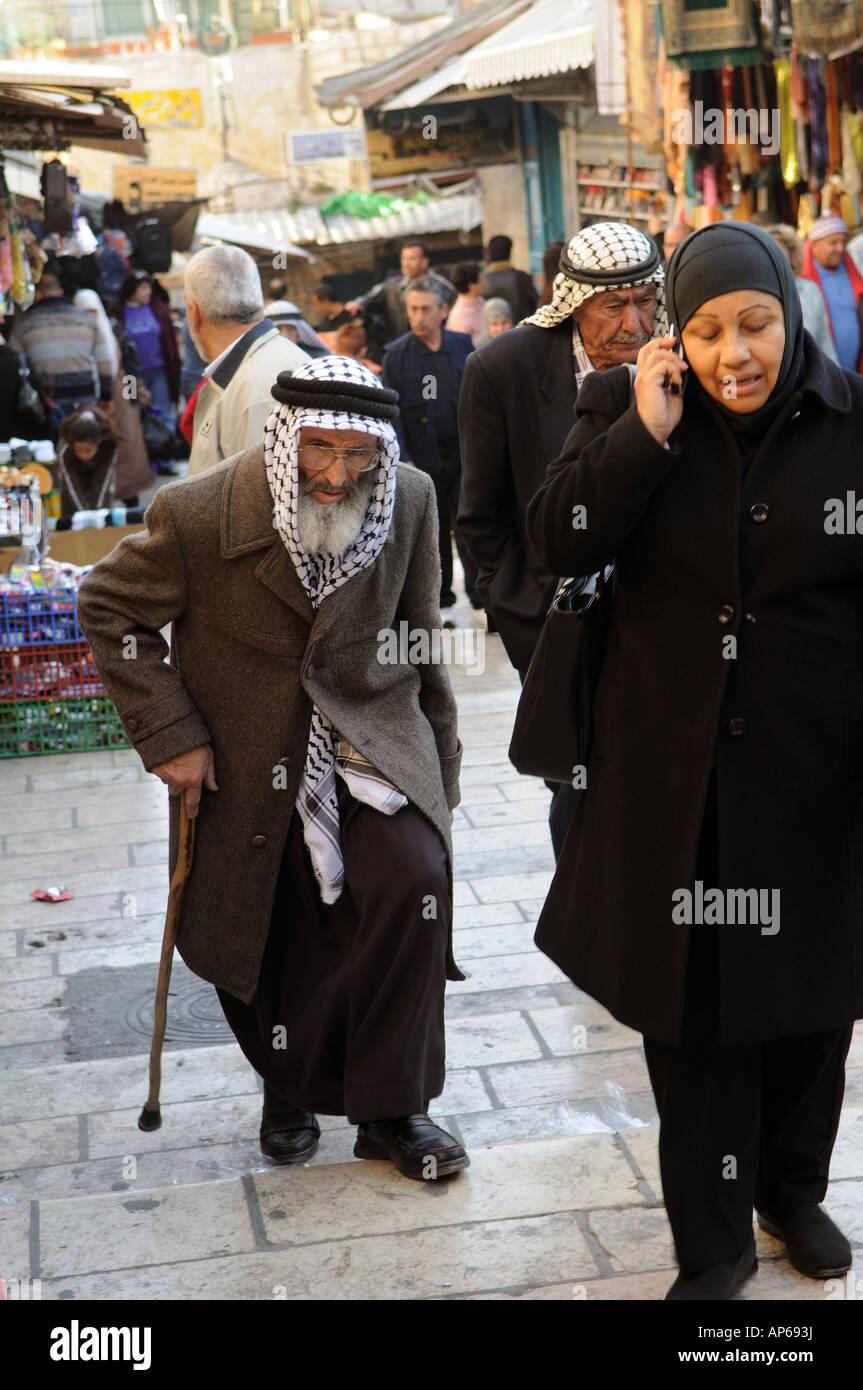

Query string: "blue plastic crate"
[[0, 589, 83, 645]]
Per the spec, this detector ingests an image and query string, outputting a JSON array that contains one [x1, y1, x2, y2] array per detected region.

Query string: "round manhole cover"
[[125, 978, 233, 1044]]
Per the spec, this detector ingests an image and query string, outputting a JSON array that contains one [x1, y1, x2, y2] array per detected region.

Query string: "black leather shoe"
[[666, 1244, 758, 1301], [354, 1114, 470, 1181], [259, 1098, 320, 1164], [757, 1205, 851, 1278]]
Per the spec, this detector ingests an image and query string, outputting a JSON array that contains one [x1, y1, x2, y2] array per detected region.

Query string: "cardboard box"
[[45, 525, 146, 567]]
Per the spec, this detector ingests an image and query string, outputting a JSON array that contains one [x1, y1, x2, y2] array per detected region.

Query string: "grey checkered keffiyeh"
[[523, 222, 668, 334], [263, 355, 407, 904]]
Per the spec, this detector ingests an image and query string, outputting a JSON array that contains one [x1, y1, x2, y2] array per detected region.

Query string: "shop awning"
[[0, 59, 147, 158], [316, 0, 533, 110], [195, 186, 481, 253], [461, 0, 595, 89], [380, 0, 596, 111]]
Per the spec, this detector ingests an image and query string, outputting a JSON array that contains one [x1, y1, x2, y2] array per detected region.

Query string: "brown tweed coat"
[[76, 444, 463, 1002]]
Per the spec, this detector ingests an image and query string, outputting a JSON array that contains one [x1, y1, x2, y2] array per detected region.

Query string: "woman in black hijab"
[[525, 222, 863, 1300]]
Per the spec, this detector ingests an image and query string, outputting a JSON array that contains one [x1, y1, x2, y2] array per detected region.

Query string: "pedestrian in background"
[[311, 282, 353, 335], [381, 277, 482, 625], [335, 320, 381, 373], [526, 222, 860, 1300], [8, 271, 114, 425], [74, 289, 152, 505], [112, 271, 181, 433], [479, 234, 538, 323], [767, 224, 839, 364], [56, 407, 117, 518], [267, 300, 331, 357], [445, 263, 486, 344], [474, 297, 513, 348], [346, 241, 455, 362], [800, 214, 863, 371], [184, 244, 308, 477]]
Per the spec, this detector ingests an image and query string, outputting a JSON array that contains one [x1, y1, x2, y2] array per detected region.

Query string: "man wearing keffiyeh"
[[458, 222, 667, 860], [77, 354, 469, 1182]]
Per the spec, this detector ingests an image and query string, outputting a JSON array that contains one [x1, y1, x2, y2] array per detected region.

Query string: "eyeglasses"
[[298, 443, 380, 473]]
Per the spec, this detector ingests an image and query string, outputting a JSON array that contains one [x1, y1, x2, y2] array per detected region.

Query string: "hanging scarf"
[[522, 222, 668, 333], [263, 356, 406, 904]]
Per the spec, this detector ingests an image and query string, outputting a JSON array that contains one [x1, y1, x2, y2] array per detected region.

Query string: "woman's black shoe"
[[665, 1244, 758, 1301], [757, 1205, 851, 1278]]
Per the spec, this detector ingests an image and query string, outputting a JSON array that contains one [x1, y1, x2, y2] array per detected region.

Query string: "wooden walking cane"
[[138, 794, 196, 1132]]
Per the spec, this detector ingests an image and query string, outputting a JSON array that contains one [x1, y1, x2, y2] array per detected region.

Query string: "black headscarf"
[[664, 222, 805, 450]]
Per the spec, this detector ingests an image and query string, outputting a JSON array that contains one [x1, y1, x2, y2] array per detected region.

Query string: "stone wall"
[[67, 19, 450, 198]]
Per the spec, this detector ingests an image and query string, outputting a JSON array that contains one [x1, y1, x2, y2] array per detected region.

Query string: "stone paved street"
[[2, 577, 863, 1302]]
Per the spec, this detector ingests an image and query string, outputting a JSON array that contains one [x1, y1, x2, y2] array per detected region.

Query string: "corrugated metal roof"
[[315, 0, 533, 109], [195, 188, 481, 253]]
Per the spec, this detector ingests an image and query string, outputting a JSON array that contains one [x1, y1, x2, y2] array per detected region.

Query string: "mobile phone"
[[663, 323, 685, 396]]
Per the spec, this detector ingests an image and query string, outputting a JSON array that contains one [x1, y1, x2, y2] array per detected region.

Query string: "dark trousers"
[[217, 781, 450, 1124], [432, 448, 481, 609], [641, 781, 852, 1271], [643, 929, 852, 1271]]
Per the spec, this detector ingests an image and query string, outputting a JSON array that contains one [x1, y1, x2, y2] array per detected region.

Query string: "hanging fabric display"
[[775, 59, 801, 188], [790, 1, 863, 58], [825, 60, 843, 170]]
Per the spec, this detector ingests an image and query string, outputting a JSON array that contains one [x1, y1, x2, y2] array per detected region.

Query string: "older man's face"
[[297, 425, 379, 505], [573, 283, 659, 370], [810, 233, 847, 270]]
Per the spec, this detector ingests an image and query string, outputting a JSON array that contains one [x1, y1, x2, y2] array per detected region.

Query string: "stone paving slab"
[[254, 1135, 643, 1246], [39, 1211, 600, 1301], [39, 1178, 258, 1277]]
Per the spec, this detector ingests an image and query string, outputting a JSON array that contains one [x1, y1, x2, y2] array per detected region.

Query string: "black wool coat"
[[457, 322, 577, 673], [525, 334, 863, 1045]]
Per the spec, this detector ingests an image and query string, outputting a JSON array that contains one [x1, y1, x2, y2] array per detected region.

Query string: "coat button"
[[251, 835, 267, 847], [127, 717, 139, 731], [717, 604, 735, 624], [728, 717, 746, 736], [749, 503, 770, 523]]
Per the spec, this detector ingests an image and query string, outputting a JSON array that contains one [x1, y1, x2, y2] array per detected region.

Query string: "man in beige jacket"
[[185, 244, 308, 475]]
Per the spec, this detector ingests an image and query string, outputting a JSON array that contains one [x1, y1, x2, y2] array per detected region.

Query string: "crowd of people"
[[31, 202, 863, 1303]]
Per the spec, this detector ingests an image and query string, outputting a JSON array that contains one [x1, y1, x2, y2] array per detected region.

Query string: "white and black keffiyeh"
[[523, 222, 668, 335], [263, 355, 407, 904]]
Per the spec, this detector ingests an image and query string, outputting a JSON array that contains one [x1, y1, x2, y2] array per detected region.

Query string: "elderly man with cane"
[[77, 355, 469, 1181]]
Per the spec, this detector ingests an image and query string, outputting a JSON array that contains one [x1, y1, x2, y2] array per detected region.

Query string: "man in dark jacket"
[[382, 278, 479, 619], [347, 242, 455, 363], [458, 223, 667, 855], [479, 235, 538, 324]]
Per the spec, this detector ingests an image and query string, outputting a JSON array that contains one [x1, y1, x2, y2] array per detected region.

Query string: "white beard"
[[296, 471, 376, 558]]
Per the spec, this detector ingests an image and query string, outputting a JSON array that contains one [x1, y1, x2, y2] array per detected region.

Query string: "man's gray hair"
[[184, 244, 265, 325], [406, 275, 447, 306]]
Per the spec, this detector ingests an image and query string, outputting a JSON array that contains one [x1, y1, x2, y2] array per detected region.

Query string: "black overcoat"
[[525, 334, 863, 1045], [457, 323, 576, 673]]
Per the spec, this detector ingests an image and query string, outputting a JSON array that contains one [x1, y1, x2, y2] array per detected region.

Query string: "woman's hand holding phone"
[[633, 331, 688, 446]]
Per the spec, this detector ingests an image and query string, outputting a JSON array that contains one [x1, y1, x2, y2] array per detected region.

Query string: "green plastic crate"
[[0, 697, 128, 759]]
